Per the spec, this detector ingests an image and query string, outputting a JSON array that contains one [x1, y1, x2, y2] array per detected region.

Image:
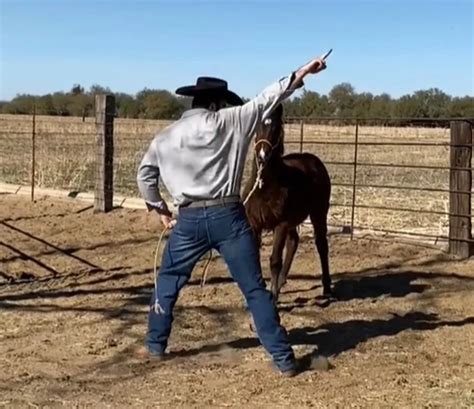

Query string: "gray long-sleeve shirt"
[[136, 73, 297, 212]]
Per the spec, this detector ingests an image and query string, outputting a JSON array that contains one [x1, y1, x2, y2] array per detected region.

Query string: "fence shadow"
[[0, 240, 61, 276], [0, 204, 93, 223], [1, 235, 156, 266], [1, 257, 473, 393], [1, 221, 101, 271]]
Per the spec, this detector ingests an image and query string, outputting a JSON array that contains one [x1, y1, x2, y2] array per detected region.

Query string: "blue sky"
[[0, 0, 473, 101]]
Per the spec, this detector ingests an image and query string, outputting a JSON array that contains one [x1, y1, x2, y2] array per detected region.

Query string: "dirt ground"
[[1, 194, 473, 409]]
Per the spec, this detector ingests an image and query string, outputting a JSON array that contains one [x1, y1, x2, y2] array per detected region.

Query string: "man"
[[136, 56, 327, 376]]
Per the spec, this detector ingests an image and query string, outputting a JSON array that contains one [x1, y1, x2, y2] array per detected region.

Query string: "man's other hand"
[[160, 214, 177, 229]]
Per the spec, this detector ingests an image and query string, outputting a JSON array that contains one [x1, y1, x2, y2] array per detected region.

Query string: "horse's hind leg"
[[310, 211, 332, 297], [270, 224, 288, 304], [276, 227, 299, 294]]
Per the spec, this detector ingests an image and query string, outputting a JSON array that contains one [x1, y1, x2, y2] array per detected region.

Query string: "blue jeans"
[[145, 202, 295, 372]]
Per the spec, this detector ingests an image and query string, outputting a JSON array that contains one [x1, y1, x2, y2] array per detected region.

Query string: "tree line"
[[1, 83, 472, 122]]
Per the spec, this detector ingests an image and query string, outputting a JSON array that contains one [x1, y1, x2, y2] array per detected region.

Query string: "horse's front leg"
[[269, 224, 289, 304]]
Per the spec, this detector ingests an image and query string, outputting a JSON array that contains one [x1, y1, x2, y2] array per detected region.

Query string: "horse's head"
[[254, 103, 284, 166]]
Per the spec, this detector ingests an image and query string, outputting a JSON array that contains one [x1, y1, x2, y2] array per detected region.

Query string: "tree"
[[89, 84, 112, 96], [394, 94, 417, 118], [448, 96, 474, 118], [369, 93, 393, 118], [3, 94, 37, 114], [353, 92, 373, 119], [0, 82, 470, 121], [64, 85, 93, 117], [328, 83, 356, 118], [116, 93, 139, 118], [71, 84, 85, 95], [411, 88, 451, 118], [297, 91, 331, 117], [136, 89, 185, 119], [36, 94, 56, 115], [51, 92, 71, 116]]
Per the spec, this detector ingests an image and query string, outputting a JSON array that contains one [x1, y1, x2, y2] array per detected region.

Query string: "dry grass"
[[1, 114, 471, 240]]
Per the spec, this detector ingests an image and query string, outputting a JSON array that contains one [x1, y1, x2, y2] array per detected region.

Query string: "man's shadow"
[[162, 311, 473, 361]]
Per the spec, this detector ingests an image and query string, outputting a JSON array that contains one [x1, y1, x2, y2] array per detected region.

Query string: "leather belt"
[[179, 195, 241, 209]]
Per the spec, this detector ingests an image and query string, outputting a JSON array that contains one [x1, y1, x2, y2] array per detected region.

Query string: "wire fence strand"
[[1, 111, 472, 247]]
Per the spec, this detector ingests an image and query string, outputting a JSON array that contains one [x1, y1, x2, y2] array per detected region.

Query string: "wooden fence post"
[[449, 121, 472, 258], [94, 94, 115, 213], [31, 105, 36, 202]]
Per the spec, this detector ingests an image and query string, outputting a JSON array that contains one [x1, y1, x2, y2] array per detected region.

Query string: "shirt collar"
[[181, 108, 209, 118]]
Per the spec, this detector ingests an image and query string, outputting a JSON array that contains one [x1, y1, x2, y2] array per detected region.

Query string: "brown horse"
[[243, 104, 332, 303]]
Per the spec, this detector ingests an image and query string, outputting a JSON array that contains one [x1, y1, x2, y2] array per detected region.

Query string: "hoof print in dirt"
[[310, 355, 332, 371], [299, 352, 333, 372]]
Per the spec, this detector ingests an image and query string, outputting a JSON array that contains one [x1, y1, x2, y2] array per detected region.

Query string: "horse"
[[243, 104, 332, 303]]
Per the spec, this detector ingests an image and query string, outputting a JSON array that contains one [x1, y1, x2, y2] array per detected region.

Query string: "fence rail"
[[0, 99, 472, 257], [307, 117, 472, 255]]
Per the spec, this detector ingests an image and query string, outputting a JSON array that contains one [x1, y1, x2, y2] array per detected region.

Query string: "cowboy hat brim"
[[175, 86, 244, 106]]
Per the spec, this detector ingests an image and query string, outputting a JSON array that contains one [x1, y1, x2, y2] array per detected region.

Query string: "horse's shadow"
[[290, 312, 474, 359], [332, 271, 429, 299], [278, 269, 474, 312]]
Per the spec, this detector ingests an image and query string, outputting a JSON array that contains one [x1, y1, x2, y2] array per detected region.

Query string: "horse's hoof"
[[323, 291, 336, 301], [271, 293, 279, 308], [320, 287, 336, 300]]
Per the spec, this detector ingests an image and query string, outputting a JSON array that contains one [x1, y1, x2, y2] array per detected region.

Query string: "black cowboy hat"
[[175, 77, 244, 106]]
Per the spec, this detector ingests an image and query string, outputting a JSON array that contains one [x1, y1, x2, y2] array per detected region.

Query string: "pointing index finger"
[[320, 49, 333, 61]]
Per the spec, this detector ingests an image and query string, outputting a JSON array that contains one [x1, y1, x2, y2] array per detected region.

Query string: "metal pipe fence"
[[0, 106, 472, 256], [283, 116, 473, 255]]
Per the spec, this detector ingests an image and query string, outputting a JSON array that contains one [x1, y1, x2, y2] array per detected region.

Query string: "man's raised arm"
[[218, 56, 327, 137]]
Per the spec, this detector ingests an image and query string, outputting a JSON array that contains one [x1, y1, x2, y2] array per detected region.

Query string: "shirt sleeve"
[[136, 139, 170, 214], [216, 72, 300, 138]]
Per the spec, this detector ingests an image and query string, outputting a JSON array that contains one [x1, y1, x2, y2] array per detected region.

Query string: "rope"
[[152, 226, 169, 314], [152, 223, 215, 305], [243, 163, 263, 205], [200, 250, 214, 287], [243, 139, 270, 205]]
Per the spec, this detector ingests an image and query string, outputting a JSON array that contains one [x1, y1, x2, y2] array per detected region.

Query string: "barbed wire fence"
[[0, 96, 472, 257], [0, 111, 96, 196]]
